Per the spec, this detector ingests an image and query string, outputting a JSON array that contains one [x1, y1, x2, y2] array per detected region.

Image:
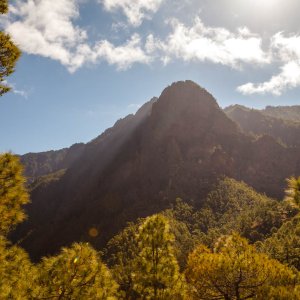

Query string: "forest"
[[1, 152, 300, 299]]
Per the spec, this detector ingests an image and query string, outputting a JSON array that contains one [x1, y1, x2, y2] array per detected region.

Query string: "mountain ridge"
[[224, 104, 300, 148], [16, 81, 300, 260]]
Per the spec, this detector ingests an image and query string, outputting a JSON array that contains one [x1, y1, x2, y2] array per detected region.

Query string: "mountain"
[[224, 105, 300, 148], [262, 105, 300, 122], [15, 81, 300, 260], [20, 143, 86, 183]]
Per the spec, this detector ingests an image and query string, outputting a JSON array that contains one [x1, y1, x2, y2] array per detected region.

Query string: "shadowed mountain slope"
[[16, 81, 300, 260], [224, 105, 300, 148], [20, 143, 86, 183]]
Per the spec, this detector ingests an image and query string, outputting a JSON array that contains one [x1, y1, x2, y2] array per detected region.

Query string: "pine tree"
[[0, 0, 8, 14], [106, 221, 141, 299], [0, 0, 21, 96], [0, 236, 38, 299], [133, 214, 186, 299], [185, 233, 297, 300], [0, 153, 30, 236], [36, 242, 119, 299], [258, 215, 300, 270], [259, 285, 300, 300], [0, 153, 38, 298]]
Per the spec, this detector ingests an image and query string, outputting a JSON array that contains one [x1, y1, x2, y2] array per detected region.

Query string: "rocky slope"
[[16, 81, 300, 260]]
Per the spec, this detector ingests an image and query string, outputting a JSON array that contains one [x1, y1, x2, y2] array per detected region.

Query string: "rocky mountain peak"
[[152, 80, 219, 120], [148, 80, 239, 141]]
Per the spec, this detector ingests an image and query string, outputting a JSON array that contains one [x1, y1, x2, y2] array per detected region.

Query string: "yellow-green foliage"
[[258, 215, 300, 271], [1, 153, 300, 299], [258, 285, 300, 300], [0, 236, 38, 299], [0, 153, 29, 235], [0, 0, 8, 14], [36, 242, 118, 299], [133, 214, 186, 299], [185, 233, 297, 300], [285, 176, 300, 208], [0, 0, 21, 96], [0, 30, 21, 96], [106, 221, 141, 299], [168, 179, 297, 250]]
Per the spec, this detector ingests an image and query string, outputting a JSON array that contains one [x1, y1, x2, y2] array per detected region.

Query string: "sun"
[[231, 0, 284, 19], [251, 0, 280, 8]]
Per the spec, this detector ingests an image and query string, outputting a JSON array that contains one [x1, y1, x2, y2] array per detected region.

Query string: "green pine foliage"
[[185, 233, 298, 300], [259, 285, 300, 300], [201, 178, 296, 243], [0, 153, 30, 236], [167, 178, 297, 250], [0, 0, 8, 14], [105, 221, 141, 299], [0, 0, 21, 96], [257, 215, 300, 271], [35, 242, 118, 299], [1, 152, 300, 299], [0, 236, 38, 299], [132, 214, 186, 299], [106, 215, 187, 299], [164, 215, 195, 270], [0, 154, 37, 299], [285, 176, 300, 208]]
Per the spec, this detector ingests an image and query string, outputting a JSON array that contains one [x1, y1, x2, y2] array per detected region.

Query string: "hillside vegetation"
[[1, 153, 300, 299], [15, 82, 300, 260]]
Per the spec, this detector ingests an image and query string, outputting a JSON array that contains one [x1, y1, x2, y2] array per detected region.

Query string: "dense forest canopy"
[[1, 152, 300, 299]]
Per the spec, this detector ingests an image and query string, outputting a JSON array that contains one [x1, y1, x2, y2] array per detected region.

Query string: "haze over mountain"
[[225, 105, 300, 148], [262, 106, 300, 123], [16, 81, 300, 260], [20, 143, 85, 183]]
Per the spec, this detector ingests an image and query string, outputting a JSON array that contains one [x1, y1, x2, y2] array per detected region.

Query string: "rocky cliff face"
[[16, 81, 300, 260]]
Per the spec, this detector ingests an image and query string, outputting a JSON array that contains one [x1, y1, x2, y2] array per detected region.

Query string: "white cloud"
[[272, 32, 300, 62], [6, 0, 86, 71], [91, 34, 151, 70], [237, 61, 300, 96], [4, 1, 300, 96], [146, 19, 300, 96], [237, 33, 300, 96], [5, 0, 150, 72], [101, 0, 164, 27], [146, 18, 270, 68]]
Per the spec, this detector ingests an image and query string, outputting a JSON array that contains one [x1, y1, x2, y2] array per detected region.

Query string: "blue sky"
[[1, 0, 300, 154]]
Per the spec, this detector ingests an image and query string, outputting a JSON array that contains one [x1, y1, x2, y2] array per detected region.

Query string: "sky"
[[1, 0, 300, 154]]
